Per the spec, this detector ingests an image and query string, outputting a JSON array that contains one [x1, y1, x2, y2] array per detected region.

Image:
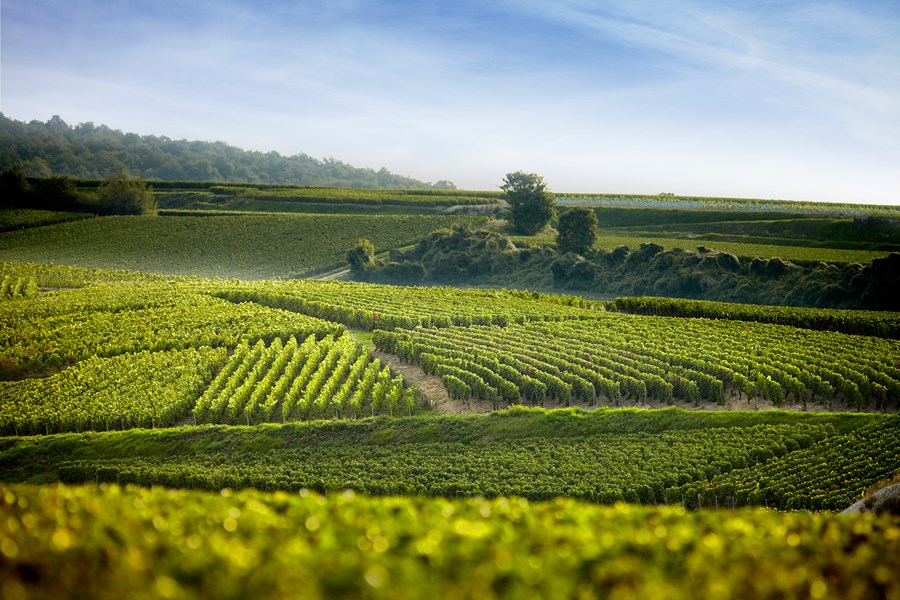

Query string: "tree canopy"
[[0, 113, 454, 190], [347, 239, 377, 274], [557, 207, 599, 255], [500, 171, 555, 235]]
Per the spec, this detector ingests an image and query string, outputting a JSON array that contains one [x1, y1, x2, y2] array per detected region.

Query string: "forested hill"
[[0, 114, 454, 189]]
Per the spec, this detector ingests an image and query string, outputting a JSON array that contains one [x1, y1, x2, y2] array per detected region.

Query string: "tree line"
[[0, 113, 454, 189]]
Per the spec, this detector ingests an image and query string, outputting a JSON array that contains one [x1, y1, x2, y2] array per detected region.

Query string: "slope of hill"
[[0, 213, 480, 279], [1, 257, 898, 597]]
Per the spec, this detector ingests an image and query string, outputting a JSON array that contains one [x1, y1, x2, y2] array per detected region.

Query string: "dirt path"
[[314, 267, 350, 281], [372, 350, 495, 414], [842, 482, 900, 514]]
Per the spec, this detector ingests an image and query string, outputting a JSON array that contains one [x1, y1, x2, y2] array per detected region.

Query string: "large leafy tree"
[[556, 207, 599, 255], [500, 171, 555, 235]]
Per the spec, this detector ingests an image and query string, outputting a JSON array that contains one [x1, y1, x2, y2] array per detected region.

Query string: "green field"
[[3, 408, 895, 513], [0, 213, 480, 279], [2, 186, 899, 599], [158, 182, 502, 208], [3, 266, 898, 438], [557, 193, 900, 218], [0, 208, 93, 232]]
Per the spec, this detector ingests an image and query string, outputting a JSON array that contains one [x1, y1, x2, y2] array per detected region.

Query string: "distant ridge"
[[0, 113, 454, 190]]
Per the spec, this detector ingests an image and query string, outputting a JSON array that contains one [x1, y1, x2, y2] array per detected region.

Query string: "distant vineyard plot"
[[0, 213, 481, 279], [556, 193, 900, 218], [591, 233, 891, 264], [155, 183, 503, 211], [512, 231, 892, 264]]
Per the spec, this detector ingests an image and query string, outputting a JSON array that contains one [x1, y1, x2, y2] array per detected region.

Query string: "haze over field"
[[2, 0, 899, 204]]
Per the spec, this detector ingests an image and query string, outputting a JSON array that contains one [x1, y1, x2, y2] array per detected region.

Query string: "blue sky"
[[2, 0, 899, 203]]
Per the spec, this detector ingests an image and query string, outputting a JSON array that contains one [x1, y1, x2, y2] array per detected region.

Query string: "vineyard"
[[213, 280, 900, 412], [191, 334, 413, 425], [2, 483, 897, 600], [213, 279, 603, 330], [377, 315, 900, 411], [0, 213, 481, 278], [513, 229, 892, 264], [668, 416, 900, 510], [0, 279, 428, 433], [50, 420, 850, 503], [0, 260, 161, 287], [0, 274, 37, 300], [2, 264, 899, 436], [0, 347, 225, 434], [190, 183, 503, 206], [1, 285, 341, 379], [556, 192, 900, 218], [5, 127, 900, 599], [0, 408, 893, 512], [612, 296, 900, 338], [1, 256, 898, 598], [0, 208, 92, 232]]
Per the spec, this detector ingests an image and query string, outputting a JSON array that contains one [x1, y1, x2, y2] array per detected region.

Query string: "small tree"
[[556, 207, 599, 255], [96, 170, 157, 215], [500, 171, 555, 235], [347, 239, 377, 274]]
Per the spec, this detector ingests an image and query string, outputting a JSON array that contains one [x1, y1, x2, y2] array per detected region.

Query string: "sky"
[[2, 0, 899, 203]]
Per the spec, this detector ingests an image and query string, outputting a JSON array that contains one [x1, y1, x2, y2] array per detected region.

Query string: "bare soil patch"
[[373, 350, 495, 414], [842, 482, 900, 514]]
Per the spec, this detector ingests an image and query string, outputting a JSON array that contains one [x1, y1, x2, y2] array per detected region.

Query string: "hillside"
[[1, 192, 898, 600], [0, 113, 454, 189], [0, 213, 480, 279], [1, 261, 898, 599]]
